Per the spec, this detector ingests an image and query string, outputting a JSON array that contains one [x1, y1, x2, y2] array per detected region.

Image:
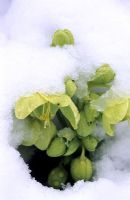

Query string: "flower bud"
[[51, 29, 74, 47], [57, 127, 76, 142], [90, 64, 115, 85], [82, 136, 98, 152], [65, 79, 77, 97], [64, 138, 80, 156], [70, 152, 93, 181], [47, 137, 66, 157], [48, 167, 68, 189]]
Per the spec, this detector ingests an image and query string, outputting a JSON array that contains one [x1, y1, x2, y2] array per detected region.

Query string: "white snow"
[[1, 0, 130, 199]]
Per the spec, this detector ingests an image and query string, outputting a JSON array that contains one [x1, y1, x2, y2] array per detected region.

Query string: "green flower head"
[[51, 29, 74, 47]]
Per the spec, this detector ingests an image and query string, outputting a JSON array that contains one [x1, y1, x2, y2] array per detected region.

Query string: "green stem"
[[81, 145, 85, 159]]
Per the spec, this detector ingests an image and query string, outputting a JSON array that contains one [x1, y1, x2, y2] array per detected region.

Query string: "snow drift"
[[1, 0, 130, 199]]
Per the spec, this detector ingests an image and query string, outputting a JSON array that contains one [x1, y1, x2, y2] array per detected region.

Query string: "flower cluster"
[[14, 30, 130, 189]]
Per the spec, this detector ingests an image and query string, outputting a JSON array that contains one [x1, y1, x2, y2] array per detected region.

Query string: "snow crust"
[[1, 0, 130, 199]]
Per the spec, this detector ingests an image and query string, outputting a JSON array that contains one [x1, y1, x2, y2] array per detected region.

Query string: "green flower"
[[15, 92, 80, 130]]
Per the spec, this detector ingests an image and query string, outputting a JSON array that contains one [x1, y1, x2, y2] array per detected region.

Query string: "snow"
[[1, 0, 130, 199]]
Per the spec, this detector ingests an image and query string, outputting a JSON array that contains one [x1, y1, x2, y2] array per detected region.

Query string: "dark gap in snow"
[[29, 147, 61, 186], [18, 145, 77, 188]]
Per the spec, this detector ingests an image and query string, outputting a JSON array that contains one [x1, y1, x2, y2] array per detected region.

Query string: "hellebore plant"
[[14, 29, 130, 189]]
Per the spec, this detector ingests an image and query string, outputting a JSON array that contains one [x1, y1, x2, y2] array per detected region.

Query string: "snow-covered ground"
[[1, 0, 130, 199]]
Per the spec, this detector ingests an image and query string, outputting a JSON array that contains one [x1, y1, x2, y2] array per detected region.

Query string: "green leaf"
[[48, 94, 80, 129], [47, 137, 66, 157], [60, 106, 80, 130], [57, 128, 76, 142], [35, 122, 57, 150], [84, 103, 99, 122], [30, 105, 44, 119], [15, 92, 48, 119], [64, 138, 80, 156], [30, 103, 58, 128], [77, 112, 95, 137]]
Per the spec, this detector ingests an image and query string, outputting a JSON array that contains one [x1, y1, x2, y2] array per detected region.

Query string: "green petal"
[[15, 92, 48, 119], [63, 29, 74, 44], [31, 103, 58, 124], [84, 103, 99, 122], [48, 94, 71, 107], [104, 98, 128, 124], [48, 94, 80, 129], [60, 105, 80, 130], [35, 122, 57, 150], [22, 120, 42, 146], [77, 112, 95, 137], [51, 30, 69, 47], [102, 114, 115, 136], [50, 103, 58, 119], [30, 105, 44, 119]]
